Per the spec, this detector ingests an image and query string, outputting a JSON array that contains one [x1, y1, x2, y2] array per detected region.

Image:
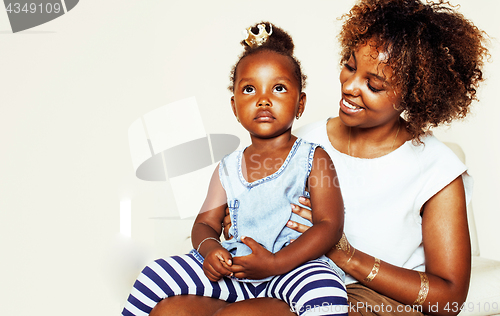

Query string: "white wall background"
[[0, 1, 498, 315]]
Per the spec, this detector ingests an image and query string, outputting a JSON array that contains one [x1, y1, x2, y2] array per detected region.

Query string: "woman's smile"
[[340, 97, 364, 114]]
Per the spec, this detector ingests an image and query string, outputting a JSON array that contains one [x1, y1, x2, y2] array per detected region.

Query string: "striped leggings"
[[122, 250, 348, 316]]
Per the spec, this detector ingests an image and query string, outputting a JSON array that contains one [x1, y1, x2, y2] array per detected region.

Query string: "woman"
[[150, 0, 488, 315]]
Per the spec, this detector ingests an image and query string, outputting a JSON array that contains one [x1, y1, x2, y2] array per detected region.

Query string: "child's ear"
[[297, 92, 307, 117], [231, 96, 238, 119]]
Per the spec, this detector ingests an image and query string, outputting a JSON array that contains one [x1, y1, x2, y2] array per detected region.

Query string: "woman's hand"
[[287, 197, 355, 270], [286, 196, 313, 233], [230, 236, 277, 280]]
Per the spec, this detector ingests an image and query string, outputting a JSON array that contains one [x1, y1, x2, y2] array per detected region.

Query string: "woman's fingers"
[[298, 196, 312, 208], [286, 220, 311, 233], [291, 202, 313, 222], [287, 199, 313, 233]]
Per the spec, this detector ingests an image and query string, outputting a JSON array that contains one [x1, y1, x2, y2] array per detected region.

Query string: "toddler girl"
[[122, 22, 348, 316]]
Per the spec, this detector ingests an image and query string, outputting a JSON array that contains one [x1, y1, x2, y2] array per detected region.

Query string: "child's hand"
[[203, 248, 233, 282], [230, 236, 276, 280]]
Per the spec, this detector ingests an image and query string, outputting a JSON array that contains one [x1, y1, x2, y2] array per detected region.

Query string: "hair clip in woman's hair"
[[243, 24, 273, 48]]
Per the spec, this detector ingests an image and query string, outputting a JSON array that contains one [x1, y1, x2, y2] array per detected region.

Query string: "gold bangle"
[[413, 271, 429, 305], [346, 247, 356, 265], [364, 257, 380, 282]]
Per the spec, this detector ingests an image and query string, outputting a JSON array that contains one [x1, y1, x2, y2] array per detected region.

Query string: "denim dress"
[[218, 138, 344, 282]]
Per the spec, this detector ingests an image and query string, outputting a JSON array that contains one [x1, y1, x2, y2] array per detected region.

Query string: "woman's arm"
[[288, 176, 470, 316], [230, 147, 345, 279]]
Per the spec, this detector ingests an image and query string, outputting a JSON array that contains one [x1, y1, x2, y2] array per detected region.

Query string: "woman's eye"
[[344, 63, 355, 72], [367, 82, 382, 93], [273, 85, 287, 93], [243, 86, 255, 94]]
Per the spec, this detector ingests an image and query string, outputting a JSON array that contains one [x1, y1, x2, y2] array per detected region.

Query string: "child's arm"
[[230, 147, 344, 280], [191, 164, 233, 282]]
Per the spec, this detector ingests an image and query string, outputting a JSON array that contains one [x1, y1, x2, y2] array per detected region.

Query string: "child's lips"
[[254, 110, 275, 121]]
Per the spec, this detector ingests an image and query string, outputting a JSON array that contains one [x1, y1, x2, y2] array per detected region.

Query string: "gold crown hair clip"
[[243, 24, 273, 48]]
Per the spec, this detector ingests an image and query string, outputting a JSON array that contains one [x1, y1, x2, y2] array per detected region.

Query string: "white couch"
[[121, 142, 500, 315], [443, 143, 500, 316]]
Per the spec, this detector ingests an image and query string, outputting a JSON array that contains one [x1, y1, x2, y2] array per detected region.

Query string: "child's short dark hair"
[[339, 0, 489, 141], [229, 22, 307, 92]]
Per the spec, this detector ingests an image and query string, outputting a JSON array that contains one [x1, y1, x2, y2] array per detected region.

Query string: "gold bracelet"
[[413, 271, 429, 305], [364, 257, 380, 282], [346, 247, 356, 265]]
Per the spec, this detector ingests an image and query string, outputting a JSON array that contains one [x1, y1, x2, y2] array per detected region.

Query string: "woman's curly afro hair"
[[339, 0, 489, 141]]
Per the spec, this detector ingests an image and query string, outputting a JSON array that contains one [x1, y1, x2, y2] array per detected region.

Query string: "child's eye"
[[243, 86, 255, 94], [273, 85, 287, 93]]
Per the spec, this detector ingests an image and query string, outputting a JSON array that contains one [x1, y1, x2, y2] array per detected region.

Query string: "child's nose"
[[257, 94, 271, 107]]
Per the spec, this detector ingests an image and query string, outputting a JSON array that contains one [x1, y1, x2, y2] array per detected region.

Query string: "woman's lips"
[[340, 98, 364, 114]]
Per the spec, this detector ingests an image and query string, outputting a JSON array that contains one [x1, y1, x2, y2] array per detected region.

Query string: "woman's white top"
[[296, 119, 473, 285]]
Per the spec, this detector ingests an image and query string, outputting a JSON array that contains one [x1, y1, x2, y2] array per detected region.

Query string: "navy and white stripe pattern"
[[122, 253, 347, 316]]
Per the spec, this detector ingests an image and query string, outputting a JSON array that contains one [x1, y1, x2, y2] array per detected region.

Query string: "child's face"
[[231, 51, 306, 139], [338, 42, 402, 129]]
